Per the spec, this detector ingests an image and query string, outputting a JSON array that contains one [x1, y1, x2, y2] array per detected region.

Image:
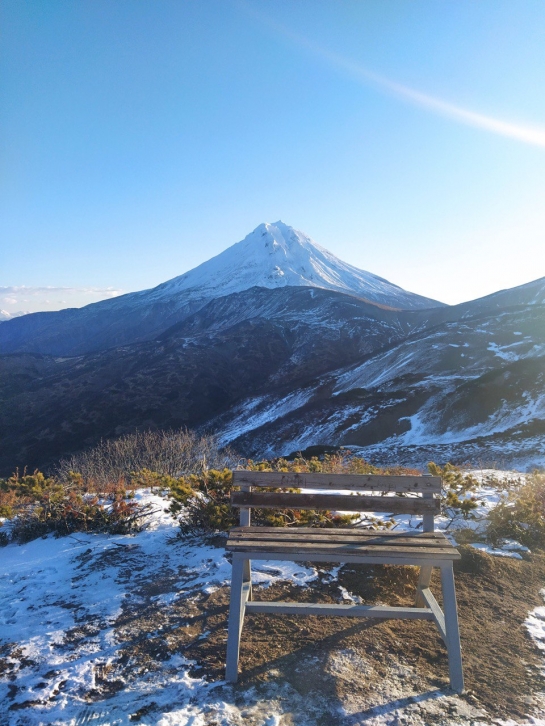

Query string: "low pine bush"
[[0, 470, 154, 544], [167, 467, 358, 532], [427, 462, 480, 525], [487, 471, 545, 547]]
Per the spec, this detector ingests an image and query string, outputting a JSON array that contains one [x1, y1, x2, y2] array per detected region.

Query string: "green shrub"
[[172, 469, 238, 532], [167, 467, 359, 533], [0, 469, 153, 544], [487, 471, 545, 547], [428, 462, 480, 526], [165, 459, 486, 534], [246, 452, 420, 477]]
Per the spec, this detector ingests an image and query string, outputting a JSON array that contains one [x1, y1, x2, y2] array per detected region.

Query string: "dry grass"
[[54, 428, 237, 487]]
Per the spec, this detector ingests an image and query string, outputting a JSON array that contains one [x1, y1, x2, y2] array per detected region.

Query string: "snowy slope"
[[209, 293, 545, 468], [154, 221, 443, 310], [1, 276, 544, 473]]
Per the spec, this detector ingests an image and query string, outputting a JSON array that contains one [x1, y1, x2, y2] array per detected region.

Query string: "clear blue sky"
[[2, 0, 545, 312]]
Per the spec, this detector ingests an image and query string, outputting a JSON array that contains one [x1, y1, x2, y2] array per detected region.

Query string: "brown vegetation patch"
[[0, 643, 37, 681]]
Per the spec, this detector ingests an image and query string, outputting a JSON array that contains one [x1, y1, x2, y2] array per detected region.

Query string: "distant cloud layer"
[[0, 286, 124, 317]]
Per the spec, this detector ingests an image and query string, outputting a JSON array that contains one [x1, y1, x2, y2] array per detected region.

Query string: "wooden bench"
[[225, 471, 464, 692]]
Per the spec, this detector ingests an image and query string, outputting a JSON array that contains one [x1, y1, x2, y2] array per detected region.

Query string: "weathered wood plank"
[[226, 540, 459, 558], [228, 532, 454, 548], [245, 601, 435, 620], [440, 563, 465, 693], [415, 565, 433, 607], [230, 527, 447, 540], [229, 527, 450, 547], [239, 483, 251, 527], [231, 526, 446, 539], [231, 491, 440, 515], [225, 556, 245, 683], [231, 550, 459, 565], [233, 471, 441, 493], [422, 487, 435, 533]]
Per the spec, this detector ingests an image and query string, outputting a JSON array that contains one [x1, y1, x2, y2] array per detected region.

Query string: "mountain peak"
[[156, 221, 444, 311], [241, 221, 319, 262]]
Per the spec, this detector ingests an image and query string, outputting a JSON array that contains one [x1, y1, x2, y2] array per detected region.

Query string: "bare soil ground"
[[3, 540, 544, 725], [94, 545, 545, 724]]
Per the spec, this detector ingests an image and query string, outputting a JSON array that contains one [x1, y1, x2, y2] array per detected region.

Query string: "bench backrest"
[[231, 471, 442, 532]]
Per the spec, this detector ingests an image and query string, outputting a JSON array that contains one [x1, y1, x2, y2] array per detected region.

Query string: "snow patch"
[[470, 542, 528, 559], [217, 389, 315, 445], [526, 591, 545, 659]]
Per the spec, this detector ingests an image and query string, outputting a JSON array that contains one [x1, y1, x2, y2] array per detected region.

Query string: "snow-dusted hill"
[[1, 276, 544, 473], [3, 485, 543, 725], [0, 222, 442, 356], [210, 281, 545, 468]]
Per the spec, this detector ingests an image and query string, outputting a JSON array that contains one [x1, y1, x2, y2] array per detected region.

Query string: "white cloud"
[[0, 286, 124, 315]]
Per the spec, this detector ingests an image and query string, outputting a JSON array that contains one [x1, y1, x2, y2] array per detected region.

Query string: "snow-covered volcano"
[[0, 221, 443, 357], [155, 221, 442, 310]]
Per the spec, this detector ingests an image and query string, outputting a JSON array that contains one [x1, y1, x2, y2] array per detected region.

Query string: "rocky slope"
[[216, 281, 545, 469], [0, 275, 544, 474], [0, 287, 417, 472]]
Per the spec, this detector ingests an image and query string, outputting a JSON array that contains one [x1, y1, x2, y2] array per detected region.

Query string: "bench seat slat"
[[229, 532, 452, 548], [231, 491, 440, 515], [233, 471, 441, 493], [226, 540, 459, 559]]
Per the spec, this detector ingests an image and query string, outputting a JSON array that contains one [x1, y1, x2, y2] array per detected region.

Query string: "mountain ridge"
[[0, 276, 544, 474]]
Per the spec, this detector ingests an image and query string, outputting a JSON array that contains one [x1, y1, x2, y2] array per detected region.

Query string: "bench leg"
[[415, 565, 433, 607], [243, 558, 253, 602], [440, 563, 464, 693], [226, 556, 246, 683]]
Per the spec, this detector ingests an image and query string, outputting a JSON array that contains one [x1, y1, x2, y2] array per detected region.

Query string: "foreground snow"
[[0, 484, 543, 725]]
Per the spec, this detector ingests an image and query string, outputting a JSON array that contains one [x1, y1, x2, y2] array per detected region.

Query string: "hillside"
[[216, 282, 545, 468], [2, 478, 545, 724]]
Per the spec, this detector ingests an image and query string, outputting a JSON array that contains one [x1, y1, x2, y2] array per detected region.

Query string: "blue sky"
[[1, 0, 545, 312]]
